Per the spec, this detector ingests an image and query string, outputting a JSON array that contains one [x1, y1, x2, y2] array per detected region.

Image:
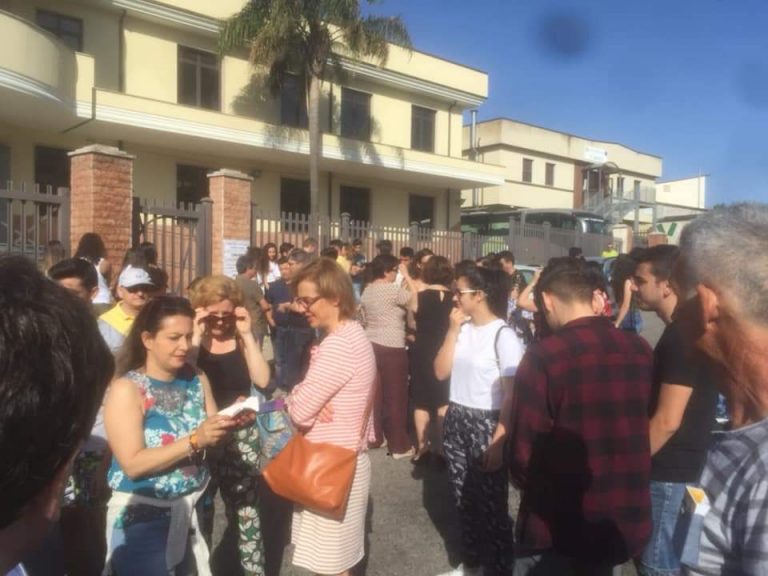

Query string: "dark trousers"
[[443, 402, 514, 576], [274, 326, 314, 392], [371, 343, 411, 454]]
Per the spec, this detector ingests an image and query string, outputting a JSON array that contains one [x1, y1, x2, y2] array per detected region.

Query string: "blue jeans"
[[110, 514, 195, 575], [638, 481, 687, 576], [274, 326, 314, 392]]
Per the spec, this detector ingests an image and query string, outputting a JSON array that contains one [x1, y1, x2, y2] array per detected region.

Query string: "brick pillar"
[[647, 232, 669, 247], [69, 145, 134, 267], [208, 169, 253, 276]]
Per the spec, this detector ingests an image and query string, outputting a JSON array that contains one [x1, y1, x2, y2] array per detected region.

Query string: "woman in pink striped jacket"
[[286, 258, 377, 576]]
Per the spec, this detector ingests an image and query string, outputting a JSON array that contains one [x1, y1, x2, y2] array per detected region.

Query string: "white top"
[[93, 258, 112, 304], [449, 318, 525, 410], [267, 261, 281, 284]]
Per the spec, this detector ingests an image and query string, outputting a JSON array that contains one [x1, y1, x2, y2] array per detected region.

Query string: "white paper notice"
[[223, 239, 250, 278]]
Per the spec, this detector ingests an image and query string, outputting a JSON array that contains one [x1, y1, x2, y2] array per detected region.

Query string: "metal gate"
[[132, 197, 212, 294], [0, 182, 70, 262]]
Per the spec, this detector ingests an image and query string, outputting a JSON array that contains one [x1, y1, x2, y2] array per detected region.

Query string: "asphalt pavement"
[[214, 312, 664, 576]]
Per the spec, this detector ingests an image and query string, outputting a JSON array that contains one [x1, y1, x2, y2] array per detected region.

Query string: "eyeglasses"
[[453, 289, 482, 297], [294, 296, 322, 309]]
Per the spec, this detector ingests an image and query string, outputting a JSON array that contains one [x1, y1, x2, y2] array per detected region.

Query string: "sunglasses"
[[205, 313, 235, 323], [125, 284, 153, 294]]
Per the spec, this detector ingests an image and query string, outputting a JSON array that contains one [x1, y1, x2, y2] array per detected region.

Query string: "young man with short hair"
[[47, 257, 99, 303], [302, 237, 318, 255], [266, 250, 314, 391], [0, 257, 113, 575], [632, 245, 718, 576], [235, 254, 270, 343], [509, 257, 653, 575]]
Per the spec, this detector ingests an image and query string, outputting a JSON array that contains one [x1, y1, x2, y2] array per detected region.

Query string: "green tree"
[[219, 0, 411, 220]]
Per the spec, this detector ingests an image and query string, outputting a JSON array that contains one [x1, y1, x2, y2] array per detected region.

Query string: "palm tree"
[[219, 0, 411, 221]]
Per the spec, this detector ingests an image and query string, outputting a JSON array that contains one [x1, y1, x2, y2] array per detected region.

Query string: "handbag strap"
[[357, 373, 378, 451]]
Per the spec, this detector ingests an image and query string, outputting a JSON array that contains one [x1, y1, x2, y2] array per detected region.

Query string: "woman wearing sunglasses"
[[359, 254, 413, 459], [434, 263, 525, 576], [286, 258, 376, 576], [188, 275, 270, 575]]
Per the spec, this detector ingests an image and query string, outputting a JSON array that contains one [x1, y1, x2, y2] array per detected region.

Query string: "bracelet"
[[188, 432, 206, 464], [189, 430, 201, 452]]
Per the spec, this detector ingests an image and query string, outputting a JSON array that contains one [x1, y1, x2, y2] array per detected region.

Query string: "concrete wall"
[[7, 0, 120, 91], [656, 175, 707, 208]]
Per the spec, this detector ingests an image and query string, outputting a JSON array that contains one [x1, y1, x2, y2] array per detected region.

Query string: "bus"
[[461, 205, 610, 236]]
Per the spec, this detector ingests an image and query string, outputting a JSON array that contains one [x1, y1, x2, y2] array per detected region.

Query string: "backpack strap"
[[494, 324, 512, 379]]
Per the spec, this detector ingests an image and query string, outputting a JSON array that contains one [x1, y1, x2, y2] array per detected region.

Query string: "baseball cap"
[[118, 265, 155, 288]]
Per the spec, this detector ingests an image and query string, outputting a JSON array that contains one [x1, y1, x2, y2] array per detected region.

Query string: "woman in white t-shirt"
[[435, 263, 524, 576]]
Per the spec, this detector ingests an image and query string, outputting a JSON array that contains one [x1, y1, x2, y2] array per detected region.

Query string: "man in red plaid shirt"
[[509, 257, 653, 575]]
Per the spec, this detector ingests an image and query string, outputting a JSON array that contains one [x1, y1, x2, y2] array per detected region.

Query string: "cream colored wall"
[[467, 120, 662, 180], [0, 122, 90, 184], [6, 0, 119, 91], [121, 18, 466, 156], [656, 176, 706, 208], [154, 0, 243, 20]]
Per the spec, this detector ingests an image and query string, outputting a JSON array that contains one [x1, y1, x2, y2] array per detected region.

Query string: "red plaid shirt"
[[509, 315, 653, 563]]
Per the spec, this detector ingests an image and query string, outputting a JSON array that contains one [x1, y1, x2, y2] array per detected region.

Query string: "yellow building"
[[461, 118, 662, 213], [0, 0, 504, 230]]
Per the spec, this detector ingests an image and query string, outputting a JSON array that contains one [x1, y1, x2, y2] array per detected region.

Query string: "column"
[[207, 169, 253, 276]]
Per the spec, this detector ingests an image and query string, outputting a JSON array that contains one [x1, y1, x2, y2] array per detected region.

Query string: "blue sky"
[[371, 0, 768, 206]]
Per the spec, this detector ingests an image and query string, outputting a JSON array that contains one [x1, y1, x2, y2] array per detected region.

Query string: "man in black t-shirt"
[[631, 245, 718, 576]]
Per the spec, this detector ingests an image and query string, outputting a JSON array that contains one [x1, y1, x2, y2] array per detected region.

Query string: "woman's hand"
[[449, 306, 467, 333], [317, 403, 334, 424], [399, 262, 411, 280], [195, 415, 237, 448], [482, 438, 505, 472], [234, 306, 252, 336], [193, 307, 209, 341]]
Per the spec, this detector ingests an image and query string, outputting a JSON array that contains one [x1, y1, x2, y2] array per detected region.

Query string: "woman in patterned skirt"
[[189, 276, 271, 576]]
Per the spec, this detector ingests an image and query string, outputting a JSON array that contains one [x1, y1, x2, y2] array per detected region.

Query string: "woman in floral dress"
[[103, 296, 240, 575]]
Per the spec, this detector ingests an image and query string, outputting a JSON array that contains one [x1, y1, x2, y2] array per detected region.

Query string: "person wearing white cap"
[[98, 265, 155, 354]]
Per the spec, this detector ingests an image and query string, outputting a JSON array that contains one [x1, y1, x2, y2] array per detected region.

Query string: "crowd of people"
[[1, 203, 768, 576]]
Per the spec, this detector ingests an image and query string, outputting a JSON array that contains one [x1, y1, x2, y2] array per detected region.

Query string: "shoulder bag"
[[261, 379, 375, 521]]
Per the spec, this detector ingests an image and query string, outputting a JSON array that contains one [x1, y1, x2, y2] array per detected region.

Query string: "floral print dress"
[[107, 368, 208, 533]]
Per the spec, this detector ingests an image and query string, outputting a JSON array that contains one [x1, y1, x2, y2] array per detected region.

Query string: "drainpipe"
[[447, 101, 457, 156], [119, 10, 127, 92], [470, 109, 478, 205]]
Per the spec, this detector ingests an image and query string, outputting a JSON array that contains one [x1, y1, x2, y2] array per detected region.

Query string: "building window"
[[411, 106, 436, 152], [341, 88, 371, 141], [176, 165, 210, 204], [522, 158, 533, 183], [281, 178, 310, 216], [617, 176, 625, 195], [545, 163, 555, 187], [178, 46, 220, 111], [281, 74, 308, 129], [634, 180, 641, 197], [409, 194, 434, 228], [339, 186, 371, 223], [35, 146, 70, 191], [36, 10, 83, 51]]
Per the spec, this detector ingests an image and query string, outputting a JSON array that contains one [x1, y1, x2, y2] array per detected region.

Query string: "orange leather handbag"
[[262, 385, 374, 521]]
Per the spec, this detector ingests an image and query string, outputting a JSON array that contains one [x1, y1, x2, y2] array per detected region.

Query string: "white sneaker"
[[436, 564, 484, 576]]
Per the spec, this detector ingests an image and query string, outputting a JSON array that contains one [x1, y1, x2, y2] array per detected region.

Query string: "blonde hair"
[[292, 258, 356, 320], [189, 275, 243, 308]]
